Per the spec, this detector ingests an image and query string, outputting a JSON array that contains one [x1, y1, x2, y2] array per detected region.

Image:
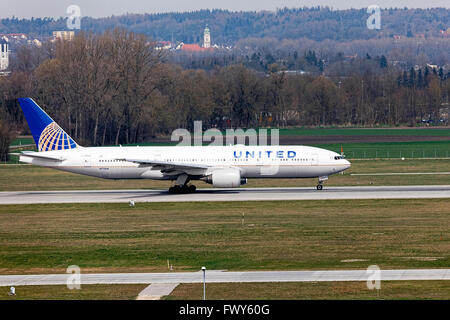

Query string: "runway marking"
[[341, 259, 368, 263], [137, 283, 179, 300]]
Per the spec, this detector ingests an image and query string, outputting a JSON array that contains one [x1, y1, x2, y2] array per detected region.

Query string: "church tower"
[[203, 25, 211, 48], [0, 37, 9, 71]]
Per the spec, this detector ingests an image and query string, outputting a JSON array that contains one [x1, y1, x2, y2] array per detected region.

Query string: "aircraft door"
[[310, 153, 319, 166], [83, 155, 92, 168]]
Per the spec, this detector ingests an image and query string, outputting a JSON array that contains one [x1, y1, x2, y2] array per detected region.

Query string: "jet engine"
[[202, 168, 247, 188]]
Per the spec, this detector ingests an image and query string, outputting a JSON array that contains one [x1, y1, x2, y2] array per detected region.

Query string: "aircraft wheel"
[[170, 185, 196, 194], [316, 184, 323, 191]]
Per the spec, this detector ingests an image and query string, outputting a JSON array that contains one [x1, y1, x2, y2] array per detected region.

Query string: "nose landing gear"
[[316, 176, 328, 191]]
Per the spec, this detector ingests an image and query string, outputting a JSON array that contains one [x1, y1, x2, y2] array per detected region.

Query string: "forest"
[[0, 30, 449, 161], [1, 7, 449, 43]]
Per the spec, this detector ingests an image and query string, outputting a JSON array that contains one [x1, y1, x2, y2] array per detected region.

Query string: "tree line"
[[0, 30, 449, 155]]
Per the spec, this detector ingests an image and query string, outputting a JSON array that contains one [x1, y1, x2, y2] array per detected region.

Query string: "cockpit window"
[[334, 155, 345, 160]]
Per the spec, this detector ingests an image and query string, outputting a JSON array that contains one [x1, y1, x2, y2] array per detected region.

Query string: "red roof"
[[181, 44, 210, 52], [3, 33, 27, 37]]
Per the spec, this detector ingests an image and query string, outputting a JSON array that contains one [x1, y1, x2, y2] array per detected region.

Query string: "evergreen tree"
[[424, 66, 430, 87], [409, 67, 416, 88], [379, 55, 387, 68], [417, 69, 423, 88], [438, 67, 444, 80], [402, 71, 409, 87]]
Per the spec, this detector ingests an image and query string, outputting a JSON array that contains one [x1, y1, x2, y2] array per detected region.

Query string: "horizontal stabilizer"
[[20, 151, 65, 162]]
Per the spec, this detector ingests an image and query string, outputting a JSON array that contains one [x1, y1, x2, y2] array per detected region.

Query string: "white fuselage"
[[20, 145, 351, 181]]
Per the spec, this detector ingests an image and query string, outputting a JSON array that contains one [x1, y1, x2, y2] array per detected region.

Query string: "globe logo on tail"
[[38, 122, 77, 152]]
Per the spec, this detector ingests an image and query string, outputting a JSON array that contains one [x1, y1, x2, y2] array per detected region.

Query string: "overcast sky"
[[1, 0, 449, 19]]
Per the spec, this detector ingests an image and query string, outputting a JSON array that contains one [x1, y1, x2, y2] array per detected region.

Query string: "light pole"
[[202, 266, 206, 300]]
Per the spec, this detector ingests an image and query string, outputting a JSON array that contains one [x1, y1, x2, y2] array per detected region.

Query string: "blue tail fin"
[[18, 98, 78, 152]]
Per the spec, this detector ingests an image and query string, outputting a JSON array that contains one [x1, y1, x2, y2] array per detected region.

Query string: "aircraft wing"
[[118, 158, 209, 173], [20, 151, 66, 162]]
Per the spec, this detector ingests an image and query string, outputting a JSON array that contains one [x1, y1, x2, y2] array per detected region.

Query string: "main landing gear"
[[168, 174, 197, 194], [316, 176, 328, 191], [168, 184, 197, 194]]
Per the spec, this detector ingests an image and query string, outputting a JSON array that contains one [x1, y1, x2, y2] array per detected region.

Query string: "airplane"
[[17, 98, 351, 193]]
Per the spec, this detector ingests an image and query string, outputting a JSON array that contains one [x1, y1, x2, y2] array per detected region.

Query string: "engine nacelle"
[[203, 168, 247, 188]]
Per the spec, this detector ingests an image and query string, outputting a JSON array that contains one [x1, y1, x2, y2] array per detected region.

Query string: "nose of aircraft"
[[344, 159, 351, 169]]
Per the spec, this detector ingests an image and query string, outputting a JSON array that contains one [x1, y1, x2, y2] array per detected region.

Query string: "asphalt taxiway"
[[0, 185, 449, 204]]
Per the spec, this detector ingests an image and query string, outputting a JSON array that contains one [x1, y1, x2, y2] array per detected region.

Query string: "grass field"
[[1, 281, 449, 300], [277, 127, 450, 136], [167, 281, 450, 300], [0, 284, 146, 300], [1, 159, 449, 191], [10, 137, 34, 146], [0, 199, 448, 275], [320, 141, 450, 159], [11, 128, 450, 146], [200, 127, 450, 136]]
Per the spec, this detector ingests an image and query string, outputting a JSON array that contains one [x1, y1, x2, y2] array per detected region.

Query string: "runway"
[[1, 269, 449, 286], [1, 185, 450, 204]]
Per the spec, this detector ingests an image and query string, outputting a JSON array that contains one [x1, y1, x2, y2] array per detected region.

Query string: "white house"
[[0, 37, 9, 71]]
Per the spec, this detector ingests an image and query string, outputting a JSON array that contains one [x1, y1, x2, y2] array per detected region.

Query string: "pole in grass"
[[202, 266, 206, 300]]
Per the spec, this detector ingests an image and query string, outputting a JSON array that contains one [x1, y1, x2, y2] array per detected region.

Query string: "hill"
[[1, 7, 449, 44]]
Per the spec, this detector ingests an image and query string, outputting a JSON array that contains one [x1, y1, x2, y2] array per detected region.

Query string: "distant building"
[[155, 41, 173, 51], [0, 37, 9, 71], [175, 42, 185, 50], [31, 39, 42, 47], [52, 31, 75, 41], [203, 25, 211, 48], [174, 25, 216, 52], [276, 70, 309, 76], [439, 105, 449, 122], [1, 33, 27, 41], [181, 44, 209, 52]]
